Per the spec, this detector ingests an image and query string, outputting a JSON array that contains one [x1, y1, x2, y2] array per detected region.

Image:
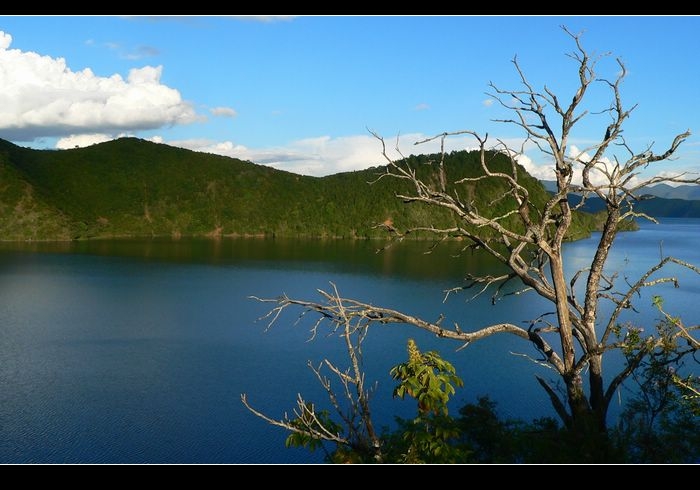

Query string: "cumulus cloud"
[[210, 106, 238, 118], [567, 145, 618, 187], [414, 103, 430, 111], [513, 153, 556, 181], [156, 132, 487, 177], [0, 31, 12, 49], [507, 144, 617, 187], [656, 169, 699, 182], [51, 128, 561, 182], [0, 30, 199, 141], [56, 133, 118, 149]]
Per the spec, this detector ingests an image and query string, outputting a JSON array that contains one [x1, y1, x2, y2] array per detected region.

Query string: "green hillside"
[[0, 137, 600, 241], [0, 143, 74, 240]]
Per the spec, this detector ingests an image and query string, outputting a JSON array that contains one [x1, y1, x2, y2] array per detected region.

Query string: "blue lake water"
[[0, 218, 698, 463]]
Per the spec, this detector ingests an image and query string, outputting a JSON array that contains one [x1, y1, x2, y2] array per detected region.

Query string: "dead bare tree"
[[243, 283, 383, 462], [244, 27, 700, 450]]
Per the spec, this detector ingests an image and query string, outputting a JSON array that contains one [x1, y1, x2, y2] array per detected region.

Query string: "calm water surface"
[[0, 219, 698, 463]]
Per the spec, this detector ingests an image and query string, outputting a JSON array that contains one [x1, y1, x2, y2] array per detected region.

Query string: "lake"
[[0, 218, 698, 463]]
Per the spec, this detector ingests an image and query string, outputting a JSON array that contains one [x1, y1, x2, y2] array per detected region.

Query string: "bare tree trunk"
[[550, 253, 585, 421], [582, 206, 621, 431], [588, 353, 607, 430]]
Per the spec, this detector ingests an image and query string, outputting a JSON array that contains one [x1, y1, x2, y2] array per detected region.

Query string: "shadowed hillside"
[[541, 179, 700, 217]]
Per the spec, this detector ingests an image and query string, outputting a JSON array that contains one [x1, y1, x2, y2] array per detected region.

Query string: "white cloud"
[[656, 169, 700, 183], [210, 106, 238, 118], [567, 145, 618, 187], [157, 132, 486, 177], [414, 103, 430, 111], [482, 98, 494, 107], [0, 30, 199, 140], [513, 153, 556, 181], [63, 129, 588, 184], [56, 133, 119, 149], [0, 31, 12, 50], [49, 128, 562, 182]]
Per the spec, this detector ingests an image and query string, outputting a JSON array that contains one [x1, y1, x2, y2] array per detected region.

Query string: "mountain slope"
[[570, 194, 700, 218], [0, 142, 74, 240], [639, 183, 700, 201], [0, 138, 600, 241], [541, 179, 700, 217]]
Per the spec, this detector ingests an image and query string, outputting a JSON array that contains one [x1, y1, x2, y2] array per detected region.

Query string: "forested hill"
[[0, 137, 601, 241]]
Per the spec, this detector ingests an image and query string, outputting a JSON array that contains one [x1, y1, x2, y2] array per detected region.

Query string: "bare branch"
[[602, 256, 700, 345], [654, 303, 700, 350], [510, 351, 556, 371], [536, 376, 572, 427], [413, 130, 477, 146], [241, 393, 348, 445], [604, 343, 653, 408], [252, 283, 566, 374]]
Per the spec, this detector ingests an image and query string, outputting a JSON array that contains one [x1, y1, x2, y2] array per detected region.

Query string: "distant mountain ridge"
[[540, 179, 700, 218], [0, 137, 602, 241]]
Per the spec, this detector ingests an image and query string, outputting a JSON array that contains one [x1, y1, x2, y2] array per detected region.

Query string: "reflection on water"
[[0, 236, 507, 282], [0, 219, 698, 463]]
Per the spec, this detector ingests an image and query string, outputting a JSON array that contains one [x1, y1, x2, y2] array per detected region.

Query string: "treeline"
[[0, 137, 602, 241]]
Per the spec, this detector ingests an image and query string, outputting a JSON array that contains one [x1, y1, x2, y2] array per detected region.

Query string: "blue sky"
[[0, 15, 698, 181]]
